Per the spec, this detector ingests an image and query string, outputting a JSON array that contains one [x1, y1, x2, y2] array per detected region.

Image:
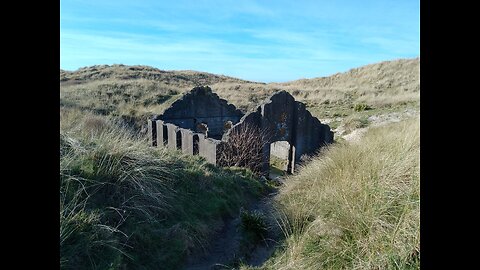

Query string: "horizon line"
[[60, 56, 419, 84]]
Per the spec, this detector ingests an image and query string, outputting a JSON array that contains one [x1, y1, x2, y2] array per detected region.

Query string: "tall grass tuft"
[[60, 108, 264, 269], [253, 117, 420, 270]]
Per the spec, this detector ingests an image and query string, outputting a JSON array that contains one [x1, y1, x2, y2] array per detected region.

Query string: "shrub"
[[240, 209, 268, 240], [353, 103, 371, 111], [218, 123, 271, 174]]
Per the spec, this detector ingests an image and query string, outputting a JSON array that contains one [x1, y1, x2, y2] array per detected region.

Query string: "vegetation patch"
[[60, 59, 420, 269], [353, 103, 372, 112], [341, 115, 370, 134], [244, 117, 420, 270], [240, 209, 269, 241], [60, 109, 265, 269]]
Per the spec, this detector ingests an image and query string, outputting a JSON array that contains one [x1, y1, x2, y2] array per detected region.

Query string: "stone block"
[[166, 123, 178, 150]]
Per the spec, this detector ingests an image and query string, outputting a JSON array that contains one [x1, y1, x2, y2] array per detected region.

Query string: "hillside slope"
[[274, 58, 418, 106], [243, 117, 420, 270], [60, 109, 266, 269], [59, 58, 420, 269], [60, 58, 419, 135], [60, 64, 258, 86]]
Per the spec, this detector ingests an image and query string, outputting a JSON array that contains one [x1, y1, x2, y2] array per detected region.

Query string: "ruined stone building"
[[148, 86, 333, 175]]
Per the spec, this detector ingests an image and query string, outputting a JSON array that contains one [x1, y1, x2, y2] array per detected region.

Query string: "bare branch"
[[218, 123, 271, 174]]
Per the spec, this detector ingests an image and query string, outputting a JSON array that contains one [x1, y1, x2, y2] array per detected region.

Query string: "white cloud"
[[60, 0, 419, 82]]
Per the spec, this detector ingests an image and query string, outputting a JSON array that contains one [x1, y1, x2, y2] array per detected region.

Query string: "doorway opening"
[[269, 141, 293, 179], [176, 130, 182, 150], [193, 134, 199, 155]]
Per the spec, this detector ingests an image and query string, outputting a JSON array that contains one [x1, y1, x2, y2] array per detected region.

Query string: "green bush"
[[240, 209, 268, 240], [353, 103, 371, 111]]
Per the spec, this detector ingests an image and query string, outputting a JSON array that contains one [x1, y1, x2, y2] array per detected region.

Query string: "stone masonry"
[[148, 86, 333, 175], [154, 86, 243, 140], [222, 90, 333, 174]]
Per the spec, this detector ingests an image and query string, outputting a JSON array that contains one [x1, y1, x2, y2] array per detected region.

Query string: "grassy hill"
[[272, 58, 419, 106], [60, 64, 256, 86], [60, 65, 258, 130], [60, 58, 420, 269], [60, 58, 419, 133]]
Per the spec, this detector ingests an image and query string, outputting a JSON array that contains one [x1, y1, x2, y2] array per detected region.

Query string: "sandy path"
[[339, 109, 418, 143]]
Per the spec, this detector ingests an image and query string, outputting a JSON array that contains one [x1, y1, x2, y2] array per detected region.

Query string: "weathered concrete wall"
[[270, 141, 290, 160], [149, 88, 333, 173], [166, 123, 178, 150], [150, 120, 222, 165], [155, 120, 168, 146], [156, 86, 244, 139], [293, 103, 333, 163], [180, 128, 194, 155], [196, 133, 206, 154], [223, 90, 333, 175], [261, 91, 296, 142], [199, 136, 222, 165]]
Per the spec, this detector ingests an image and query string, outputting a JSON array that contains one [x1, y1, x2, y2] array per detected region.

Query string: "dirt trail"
[[184, 215, 242, 270], [339, 109, 419, 143], [184, 187, 282, 270]]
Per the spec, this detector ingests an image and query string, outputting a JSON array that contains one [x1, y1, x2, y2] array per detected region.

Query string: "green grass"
[[60, 78, 186, 130], [236, 209, 270, 266], [353, 103, 371, 112], [307, 100, 418, 125], [240, 209, 269, 241], [60, 59, 419, 269], [242, 117, 420, 270], [269, 156, 288, 177], [60, 109, 266, 269]]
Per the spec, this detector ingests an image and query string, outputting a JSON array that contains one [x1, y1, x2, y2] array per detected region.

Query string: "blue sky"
[[60, 0, 419, 82]]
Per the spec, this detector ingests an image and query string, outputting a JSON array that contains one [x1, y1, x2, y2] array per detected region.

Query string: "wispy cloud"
[[60, 0, 419, 82]]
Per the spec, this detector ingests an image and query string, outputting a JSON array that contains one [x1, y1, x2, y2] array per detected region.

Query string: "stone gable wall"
[[155, 86, 243, 139], [149, 88, 333, 174]]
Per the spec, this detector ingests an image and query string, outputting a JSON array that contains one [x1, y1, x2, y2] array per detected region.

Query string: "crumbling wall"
[[166, 123, 179, 150], [156, 120, 168, 146], [149, 88, 333, 174], [148, 119, 223, 165], [223, 90, 333, 174], [199, 137, 223, 165], [154, 86, 244, 139], [180, 128, 194, 155]]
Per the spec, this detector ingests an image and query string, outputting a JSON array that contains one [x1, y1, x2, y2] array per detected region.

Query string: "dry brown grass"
[[271, 58, 419, 108], [60, 58, 419, 136], [60, 58, 420, 269], [60, 108, 266, 269], [242, 117, 420, 270]]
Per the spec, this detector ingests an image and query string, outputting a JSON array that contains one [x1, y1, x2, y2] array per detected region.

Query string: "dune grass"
[[243, 117, 419, 270], [59, 58, 420, 269], [60, 58, 419, 134], [60, 108, 265, 269]]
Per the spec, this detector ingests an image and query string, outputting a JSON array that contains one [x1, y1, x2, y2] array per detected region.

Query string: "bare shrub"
[[218, 123, 271, 174]]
